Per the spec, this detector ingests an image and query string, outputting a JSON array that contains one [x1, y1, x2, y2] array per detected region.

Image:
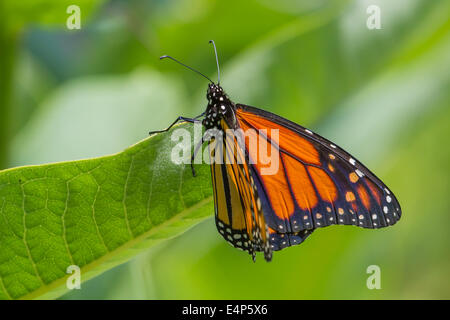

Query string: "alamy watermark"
[[170, 123, 280, 176], [366, 265, 381, 289], [66, 5, 81, 30], [366, 5, 381, 30], [66, 265, 81, 290]]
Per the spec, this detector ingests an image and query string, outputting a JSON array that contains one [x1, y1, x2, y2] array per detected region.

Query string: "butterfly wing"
[[209, 120, 272, 261], [235, 104, 401, 250]]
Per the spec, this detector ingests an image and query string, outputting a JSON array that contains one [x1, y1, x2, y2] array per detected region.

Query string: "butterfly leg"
[[190, 128, 220, 176], [148, 112, 205, 135], [190, 135, 205, 177]]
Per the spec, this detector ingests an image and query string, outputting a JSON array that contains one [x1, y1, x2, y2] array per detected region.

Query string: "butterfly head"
[[206, 83, 227, 101], [203, 83, 234, 129]]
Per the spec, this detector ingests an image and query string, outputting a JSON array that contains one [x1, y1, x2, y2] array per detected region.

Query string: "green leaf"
[[0, 123, 212, 299]]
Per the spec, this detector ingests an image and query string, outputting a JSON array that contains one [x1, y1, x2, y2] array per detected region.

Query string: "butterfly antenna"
[[160, 55, 214, 83], [209, 40, 220, 84]]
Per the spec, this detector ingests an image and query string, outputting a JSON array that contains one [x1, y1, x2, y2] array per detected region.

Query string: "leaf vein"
[[123, 155, 135, 239], [92, 181, 109, 253], [20, 183, 45, 286]]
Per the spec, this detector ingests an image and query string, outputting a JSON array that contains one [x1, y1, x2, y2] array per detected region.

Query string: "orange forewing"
[[357, 185, 371, 211], [308, 166, 338, 203], [283, 155, 318, 211], [238, 110, 321, 165]]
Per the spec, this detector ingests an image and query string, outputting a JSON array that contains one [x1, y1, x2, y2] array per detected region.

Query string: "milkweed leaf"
[[0, 123, 212, 299]]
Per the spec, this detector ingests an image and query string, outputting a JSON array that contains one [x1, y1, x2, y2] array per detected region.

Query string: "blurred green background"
[[1, 0, 449, 299]]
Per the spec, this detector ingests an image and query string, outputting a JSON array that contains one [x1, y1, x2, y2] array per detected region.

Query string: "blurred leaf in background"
[[1, 0, 449, 299]]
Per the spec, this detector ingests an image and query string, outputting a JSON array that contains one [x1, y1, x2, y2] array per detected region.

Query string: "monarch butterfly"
[[152, 41, 401, 262]]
